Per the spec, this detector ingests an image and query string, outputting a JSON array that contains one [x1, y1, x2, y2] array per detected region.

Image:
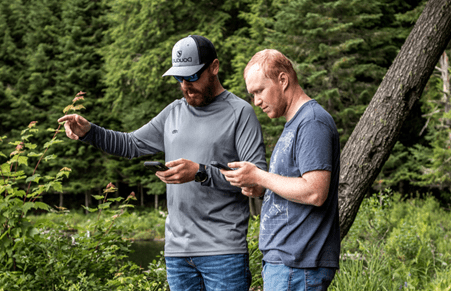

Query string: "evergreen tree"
[[98, 0, 261, 197], [0, 0, 111, 206], [266, 0, 426, 146]]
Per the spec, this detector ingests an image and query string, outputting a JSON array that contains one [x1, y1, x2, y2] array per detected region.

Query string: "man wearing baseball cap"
[[58, 35, 267, 290]]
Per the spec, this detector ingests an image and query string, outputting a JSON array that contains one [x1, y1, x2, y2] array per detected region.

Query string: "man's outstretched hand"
[[58, 114, 91, 140]]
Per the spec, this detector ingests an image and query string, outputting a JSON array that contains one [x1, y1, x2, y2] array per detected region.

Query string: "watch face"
[[195, 171, 207, 182]]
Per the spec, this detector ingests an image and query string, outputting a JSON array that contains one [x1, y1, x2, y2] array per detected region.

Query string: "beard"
[[181, 76, 217, 107]]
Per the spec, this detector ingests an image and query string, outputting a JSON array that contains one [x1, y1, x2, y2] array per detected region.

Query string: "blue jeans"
[[262, 261, 336, 291], [165, 253, 252, 291]]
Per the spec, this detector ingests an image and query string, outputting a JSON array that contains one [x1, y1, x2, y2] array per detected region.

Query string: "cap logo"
[[177, 50, 182, 58]]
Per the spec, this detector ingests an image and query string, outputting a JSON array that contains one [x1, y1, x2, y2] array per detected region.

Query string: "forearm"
[[81, 123, 160, 158], [255, 169, 328, 206]]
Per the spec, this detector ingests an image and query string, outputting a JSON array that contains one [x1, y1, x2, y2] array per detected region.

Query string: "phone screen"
[[210, 161, 232, 171], [144, 161, 169, 172]]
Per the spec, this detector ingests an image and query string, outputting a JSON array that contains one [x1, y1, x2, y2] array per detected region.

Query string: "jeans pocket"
[[305, 267, 336, 291]]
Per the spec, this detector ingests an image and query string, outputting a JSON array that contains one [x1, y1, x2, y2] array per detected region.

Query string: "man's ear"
[[279, 71, 289, 92], [210, 59, 220, 75]]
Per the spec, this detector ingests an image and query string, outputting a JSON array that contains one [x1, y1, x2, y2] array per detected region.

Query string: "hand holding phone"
[[144, 161, 169, 173], [210, 161, 233, 171]]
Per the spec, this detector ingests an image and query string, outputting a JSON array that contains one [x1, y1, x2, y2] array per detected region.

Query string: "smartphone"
[[210, 161, 233, 171], [144, 161, 169, 172]]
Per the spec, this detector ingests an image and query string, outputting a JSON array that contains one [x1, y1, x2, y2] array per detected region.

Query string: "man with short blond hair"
[[222, 49, 340, 290]]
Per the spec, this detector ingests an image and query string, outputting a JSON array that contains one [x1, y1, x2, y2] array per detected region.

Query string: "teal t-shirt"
[[259, 99, 340, 269], [81, 90, 267, 257]]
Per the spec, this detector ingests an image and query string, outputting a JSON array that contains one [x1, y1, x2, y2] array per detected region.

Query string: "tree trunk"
[[249, 198, 262, 216], [438, 52, 450, 116], [339, 0, 451, 240], [139, 183, 144, 207], [154, 194, 158, 210], [59, 192, 63, 208], [84, 190, 90, 215], [249, 198, 256, 217]]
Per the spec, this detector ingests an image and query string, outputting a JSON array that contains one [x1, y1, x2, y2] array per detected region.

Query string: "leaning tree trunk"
[[339, 0, 451, 240]]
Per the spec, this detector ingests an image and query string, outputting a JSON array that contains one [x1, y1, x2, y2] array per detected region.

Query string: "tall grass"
[[331, 190, 451, 290], [25, 191, 451, 290]]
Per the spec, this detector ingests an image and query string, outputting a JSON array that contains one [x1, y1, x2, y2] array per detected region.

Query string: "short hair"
[[244, 49, 298, 83]]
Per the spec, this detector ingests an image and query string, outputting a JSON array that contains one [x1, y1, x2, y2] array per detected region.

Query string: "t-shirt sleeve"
[[201, 102, 267, 191], [79, 104, 173, 158], [296, 120, 333, 176], [235, 104, 267, 171]]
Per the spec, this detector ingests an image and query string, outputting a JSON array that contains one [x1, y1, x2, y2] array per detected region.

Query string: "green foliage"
[[30, 207, 167, 241], [335, 190, 451, 290], [0, 96, 166, 290], [248, 215, 264, 288], [379, 49, 451, 202], [266, 0, 426, 146]]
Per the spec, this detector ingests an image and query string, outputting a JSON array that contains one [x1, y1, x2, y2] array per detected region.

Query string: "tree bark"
[[339, 0, 451, 240], [249, 198, 262, 216], [139, 183, 144, 207], [59, 192, 63, 208]]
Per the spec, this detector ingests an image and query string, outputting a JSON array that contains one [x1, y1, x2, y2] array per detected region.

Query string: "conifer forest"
[[1, 0, 451, 289]]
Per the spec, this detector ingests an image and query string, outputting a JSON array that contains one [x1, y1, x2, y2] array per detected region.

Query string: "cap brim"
[[162, 64, 205, 77]]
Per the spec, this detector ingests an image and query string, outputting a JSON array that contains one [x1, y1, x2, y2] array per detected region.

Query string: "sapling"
[[0, 91, 85, 271]]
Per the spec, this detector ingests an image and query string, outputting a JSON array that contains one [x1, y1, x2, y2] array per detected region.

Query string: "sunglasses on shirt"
[[173, 63, 210, 83]]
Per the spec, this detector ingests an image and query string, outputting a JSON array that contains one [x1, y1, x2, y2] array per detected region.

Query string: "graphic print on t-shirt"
[[260, 131, 294, 238]]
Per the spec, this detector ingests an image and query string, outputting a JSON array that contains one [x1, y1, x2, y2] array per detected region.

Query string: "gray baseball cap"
[[162, 35, 218, 77]]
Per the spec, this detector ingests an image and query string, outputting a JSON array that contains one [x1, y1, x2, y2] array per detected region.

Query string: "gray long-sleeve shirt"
[[81, 90, 267, 256]]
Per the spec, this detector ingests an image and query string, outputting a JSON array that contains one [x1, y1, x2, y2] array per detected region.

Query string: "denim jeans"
[[165, 253, 252, 291], [262, 261, 336, 291]]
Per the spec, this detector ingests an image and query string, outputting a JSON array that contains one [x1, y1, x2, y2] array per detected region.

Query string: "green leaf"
[[82, 205, 98, 213], [107, 197, 124, 202], [26, 174, 41, 183], [0, 151, 6, 158], [56, 171, 70, 179], [31, 185, 45, 194], [43, 138, 64, 149], [34, 202, 50, 211], [1, 163, 10, 173], [10, 155, 28, 166], [98, 202, 112, 209], [25, 143, 37, 150], [44, 154, 57, 162], [8, 141, 22, 146], [28, 152, 44, 157], [119, 204, 134, 209], [22, 202, 35, 215], [49, 181, 63, 193], [92, 195, 105, 200], [21, 135, 32, 141], [63, 105, 74, 114]]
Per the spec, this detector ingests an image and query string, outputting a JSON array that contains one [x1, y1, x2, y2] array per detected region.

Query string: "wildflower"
[[127, 191, 137, 200], [28, 121, 37, 128], [72, 91, 86, 103], [112, 214, 119, 219], [106, 182, 116, 189], [60, 167, 71, 172], [16, 142, 24, 151], [72, 96, 85, 103]]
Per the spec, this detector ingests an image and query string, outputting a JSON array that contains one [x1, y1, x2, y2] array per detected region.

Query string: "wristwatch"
[[194, 164, 208, 183]]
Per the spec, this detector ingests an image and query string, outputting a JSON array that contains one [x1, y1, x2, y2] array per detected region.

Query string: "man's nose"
[[253, 95, 262, 107]]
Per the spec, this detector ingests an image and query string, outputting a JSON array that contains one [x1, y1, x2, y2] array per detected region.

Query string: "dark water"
[[128, 240, 165, 268]]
